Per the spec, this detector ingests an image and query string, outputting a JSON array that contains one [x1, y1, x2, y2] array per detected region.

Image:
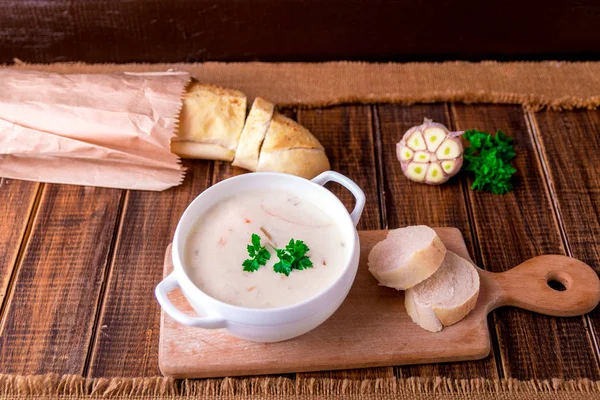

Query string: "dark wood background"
[[1, 103, 600, 380], [2, 0, 600, 64]]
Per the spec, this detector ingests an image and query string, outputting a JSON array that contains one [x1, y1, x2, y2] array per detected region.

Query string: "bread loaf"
[[172, 83, 330, 179]]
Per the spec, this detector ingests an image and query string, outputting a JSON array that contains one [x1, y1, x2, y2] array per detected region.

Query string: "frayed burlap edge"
[[1, 375, 600, 397], [6, 60, 600, 112]]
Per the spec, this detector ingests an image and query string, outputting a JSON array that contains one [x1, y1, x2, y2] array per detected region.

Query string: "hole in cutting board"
[[546, 271, 572, 292], [547, 279, 567, 291]]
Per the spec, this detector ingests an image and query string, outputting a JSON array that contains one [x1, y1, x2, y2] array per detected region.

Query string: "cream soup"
[[184, 190, 348, 308]]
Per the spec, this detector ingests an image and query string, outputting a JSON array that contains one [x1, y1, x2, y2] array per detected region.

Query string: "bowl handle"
[[155, 273, 227, 329], [312, 171, 365, 227]]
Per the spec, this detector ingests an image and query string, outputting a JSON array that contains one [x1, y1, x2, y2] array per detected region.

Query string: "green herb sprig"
[[463, 129, 516, 195], [273, 239, 313, 276], [242, 234, 313, 276], [242, 233, 271, 272]]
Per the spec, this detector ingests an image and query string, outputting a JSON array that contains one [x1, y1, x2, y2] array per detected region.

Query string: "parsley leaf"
[[242, 233, 271, 272], [273, 248, 293, 276], [273, 239, 313, 276], [463, 129, 517, 195]]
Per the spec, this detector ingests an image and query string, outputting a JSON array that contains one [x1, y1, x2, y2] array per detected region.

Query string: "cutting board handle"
[[489, 255, 600, 316]]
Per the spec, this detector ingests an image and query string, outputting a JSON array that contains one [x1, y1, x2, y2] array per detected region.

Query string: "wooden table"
[[1, 103, 599, 380]]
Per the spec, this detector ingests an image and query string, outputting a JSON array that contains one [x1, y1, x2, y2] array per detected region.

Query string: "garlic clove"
[[414, 151, 431, 163], [406, 162, 428, 182], [426, 162, 445, 184], [423, 127, 446, 152], [441, 160, 457, 174], [398, 146, 414, 162], [436, 138, 462, 160], [406, 130, 427, 151]]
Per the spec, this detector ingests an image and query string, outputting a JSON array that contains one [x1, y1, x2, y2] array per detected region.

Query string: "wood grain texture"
[[0, 179, 39, 313], [296, 105, 386, 378], [532, 109, 600, 369], [0, 184, 123, 374], [375, 103, 499, 379], [2, 0, 600, 63], [212, 162, 246, 184], [297, 106, 381, 232], [87, 161, 212, 378], [451, 104, 600, 379]]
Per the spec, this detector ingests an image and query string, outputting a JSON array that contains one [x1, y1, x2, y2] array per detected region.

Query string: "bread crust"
[[256, 112, 330, 179], [368, 233, 446, 290], [260, 113, 324, 152], [173, 82, 247, 161], [171, 141, 234, 161], [232, 97, 274, 171], [256, 148, 330, 179]]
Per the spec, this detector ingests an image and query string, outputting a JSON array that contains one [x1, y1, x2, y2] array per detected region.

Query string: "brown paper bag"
[[0, 69, 191, 191]]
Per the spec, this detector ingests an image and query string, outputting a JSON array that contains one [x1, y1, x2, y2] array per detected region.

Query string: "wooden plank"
[[532, 109, 600, 371], [295, 105, 389, 379], [376, 103, 499, 379], [297, 106, 381, 232], [0, 184, 123, 374], [212, 161, 246, 184], [2, 0, 600, 63], [451, 104, 600, 379], [87, 160, 212, 377], [0, 179, 40, 312]]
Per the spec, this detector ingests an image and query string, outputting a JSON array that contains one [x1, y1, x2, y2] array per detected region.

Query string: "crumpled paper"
[[0, 69, 191, 191]]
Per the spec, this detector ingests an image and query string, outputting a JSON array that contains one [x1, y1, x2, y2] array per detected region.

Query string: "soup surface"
[[184, 190, 347, 308]]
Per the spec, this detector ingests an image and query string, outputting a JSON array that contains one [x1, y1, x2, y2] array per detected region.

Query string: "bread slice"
[[368, 226, 446, 290], [256, 112, 330, 179], [405, 251, 480, 332], [172, 82, 247, 161], [232, 97, 275, 171]]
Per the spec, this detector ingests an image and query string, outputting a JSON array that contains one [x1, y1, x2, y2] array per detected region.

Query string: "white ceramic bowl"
[[155, 171, 365, 342]]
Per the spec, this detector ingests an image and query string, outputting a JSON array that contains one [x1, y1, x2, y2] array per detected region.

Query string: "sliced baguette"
[[232, 97, 275, 171], [256, 112, 330, 179], [405, 250, 480, 332], [172, 82, 247, 161], [368, 226, 446, 290]]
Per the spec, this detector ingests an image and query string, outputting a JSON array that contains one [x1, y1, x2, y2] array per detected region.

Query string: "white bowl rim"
[[171, 172, 360, 318]]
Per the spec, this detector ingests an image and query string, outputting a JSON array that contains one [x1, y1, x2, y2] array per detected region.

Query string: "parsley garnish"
[[463, 129, 516, 195], [242, 233, 270, 272], [273, 239, 313, 276], [241, 234, 313, 276]]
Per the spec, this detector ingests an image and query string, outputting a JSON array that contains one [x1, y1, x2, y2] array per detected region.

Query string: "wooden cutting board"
[[158, 228, 600, 378]]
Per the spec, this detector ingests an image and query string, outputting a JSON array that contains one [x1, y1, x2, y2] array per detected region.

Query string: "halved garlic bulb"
[[395, 118, 464, 185]]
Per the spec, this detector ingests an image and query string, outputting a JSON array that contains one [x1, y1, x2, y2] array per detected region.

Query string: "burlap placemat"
[[1, 375, 600, 399], [8, 60, 600, 111]]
